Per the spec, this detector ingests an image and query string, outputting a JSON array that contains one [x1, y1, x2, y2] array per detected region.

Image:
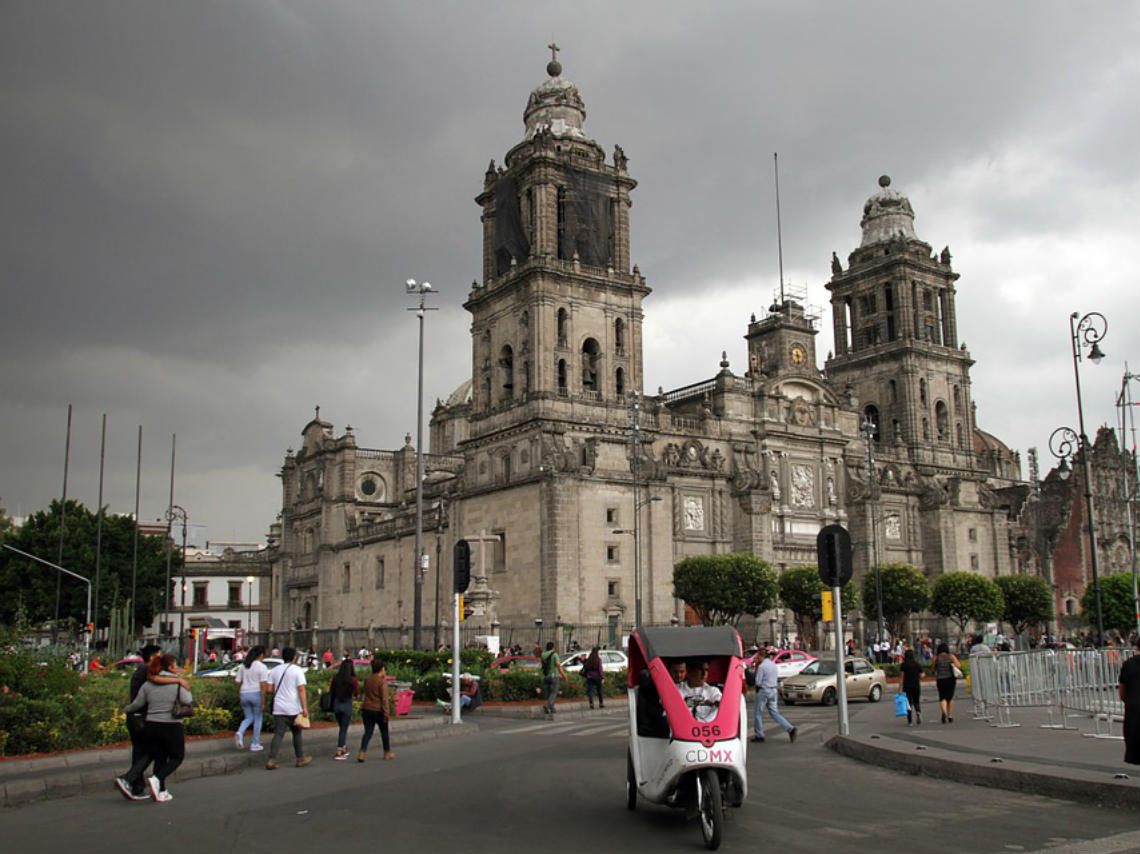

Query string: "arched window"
[[557, 359, 567, 394], [614, 318, 625, 354], [919, 378, 927, 406], [956, 422, 963, 447], [557, 308, 568, 347], [581, 338, 600, 391], [935, 401, 949, 442], [615, 366, 625, 397], [953, 385, 961, 410], [499, 345, 514, 400], [863, 405, 881, 442], [922, 417, 930, 440]]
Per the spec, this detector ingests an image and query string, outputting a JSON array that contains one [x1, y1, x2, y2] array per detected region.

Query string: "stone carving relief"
[[683, 496, 705, 531], [827, 476, 838, 506], [790, 465, 815, 508], [790, 397, 816, 427], [884, 512, 902, 541]]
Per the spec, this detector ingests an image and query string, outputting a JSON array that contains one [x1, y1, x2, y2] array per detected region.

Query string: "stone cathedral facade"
[[267, 56, 1049, 645]]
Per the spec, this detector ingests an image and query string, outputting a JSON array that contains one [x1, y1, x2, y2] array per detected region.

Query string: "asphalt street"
[[1, 702, 1136, 854]]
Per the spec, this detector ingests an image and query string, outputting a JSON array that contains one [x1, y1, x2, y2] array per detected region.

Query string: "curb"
[[826, 733, 1140, 811], [1, 717, 459, 809]]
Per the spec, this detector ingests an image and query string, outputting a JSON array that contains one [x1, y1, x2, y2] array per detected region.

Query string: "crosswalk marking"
[[495, 720, 626, 737]]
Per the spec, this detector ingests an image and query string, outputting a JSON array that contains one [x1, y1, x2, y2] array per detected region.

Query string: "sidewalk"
[[0, 714, 460, 808], [826, 682, 1139, 810]]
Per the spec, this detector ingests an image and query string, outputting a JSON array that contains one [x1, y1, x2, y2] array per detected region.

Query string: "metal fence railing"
[[969, 648, 1136, 739]]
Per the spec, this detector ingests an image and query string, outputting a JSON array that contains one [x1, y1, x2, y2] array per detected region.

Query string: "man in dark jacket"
[[120, 644, 161, 799]]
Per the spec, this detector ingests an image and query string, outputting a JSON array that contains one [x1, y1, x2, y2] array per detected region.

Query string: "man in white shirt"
[[679, 659, 722, 723], [753, 648, 796, 743], [265, 647, 311, 769]]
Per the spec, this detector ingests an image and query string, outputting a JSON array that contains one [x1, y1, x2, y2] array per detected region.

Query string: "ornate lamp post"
[[861, 416, 885, 647], [1061, 310, 1108, 645], [406, 278, 437, 650], [164, 504, 187, 657], [246, 575, 255, 641]]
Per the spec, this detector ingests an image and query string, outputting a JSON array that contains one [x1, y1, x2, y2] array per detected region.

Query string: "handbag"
[[293, 714, 311, 729], [171, 686, 196, 719], [893, 692, 908, 717], [952, 664, 964, 679], [319, 690, 334, 713]]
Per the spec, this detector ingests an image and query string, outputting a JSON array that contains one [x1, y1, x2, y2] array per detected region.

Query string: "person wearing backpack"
[[540, 641, 567, 715]]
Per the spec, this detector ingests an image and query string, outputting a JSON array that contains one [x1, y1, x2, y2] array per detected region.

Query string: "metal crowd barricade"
[[970, 647, 1135, 738]]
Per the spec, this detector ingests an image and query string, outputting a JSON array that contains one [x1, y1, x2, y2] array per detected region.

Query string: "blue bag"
[[894, 692, 908, 717]]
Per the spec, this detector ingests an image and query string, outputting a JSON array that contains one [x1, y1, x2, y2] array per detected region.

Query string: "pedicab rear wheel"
[[696, 767, 723, 850], [626, 749, 637, 811]]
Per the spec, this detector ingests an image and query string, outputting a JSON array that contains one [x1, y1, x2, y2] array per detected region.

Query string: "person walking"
[[932, 641, 962, 723], [330, 658, 359, 760], [116, 654, 192, 803], [234, 645, 271, 752], [1118, 636, 1140, 765], [358, 659, 394, 762], [117, 644, 174, 800], [540, 641, 566, 715], [752, 648, 796, 743], [898, 648, 923, 725], [582, 646, 605, 710], [265, 647, 311, 769]]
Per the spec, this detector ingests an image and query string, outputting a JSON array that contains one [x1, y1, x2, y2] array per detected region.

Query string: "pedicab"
[[625, 626, 748, 850]]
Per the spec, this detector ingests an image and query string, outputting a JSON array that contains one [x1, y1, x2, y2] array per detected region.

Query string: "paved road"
[[2, 703, 1136, 854]]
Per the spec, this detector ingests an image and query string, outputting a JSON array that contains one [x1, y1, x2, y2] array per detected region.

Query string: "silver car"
[[778, 657, 886, 705]]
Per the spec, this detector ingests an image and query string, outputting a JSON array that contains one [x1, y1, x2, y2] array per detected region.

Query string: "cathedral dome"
[[859, 175, 917, 247], [523, 57, 587, 141], [444, 377, 473, 407]]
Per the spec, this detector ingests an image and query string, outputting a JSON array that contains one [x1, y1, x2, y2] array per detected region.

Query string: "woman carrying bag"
[[932, 642, 962, 723], [897, 648, 923, 725], [117, 654, 193, 802], [234, 645, 271, 751], [329, 658, 359, 760]]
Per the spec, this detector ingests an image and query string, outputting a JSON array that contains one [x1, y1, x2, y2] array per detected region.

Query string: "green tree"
[[931, 571, 1004, 645], [993, 575, 1054, 637], [673, 553, 778, 626], [0, 500, 175, 632], [0, 500, 14, 543], [1080, 572, 1138, 637], [861, 563, 931, 639], [777, 566, 859, 649]]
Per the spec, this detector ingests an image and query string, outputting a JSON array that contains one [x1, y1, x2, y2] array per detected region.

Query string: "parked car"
[[561, 649, 628, 673], [778, 657, 886, 705], [195, 661, 241, 678], [745, 649, 817, 681], [489, 655, 542, 671]]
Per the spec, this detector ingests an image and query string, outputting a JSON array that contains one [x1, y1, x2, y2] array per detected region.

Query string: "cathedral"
[[265, 55, 1126, 649]]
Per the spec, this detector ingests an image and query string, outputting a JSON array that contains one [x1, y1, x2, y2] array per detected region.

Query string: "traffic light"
[[454, 540, 471, 593], [86, 622, 94, 634]]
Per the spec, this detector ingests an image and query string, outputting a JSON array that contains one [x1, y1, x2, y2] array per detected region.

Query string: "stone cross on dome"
[[546, 42, 562, 76]]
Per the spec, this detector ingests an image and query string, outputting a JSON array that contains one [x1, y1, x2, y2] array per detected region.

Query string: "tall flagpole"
[[774, 152, 785, 305], [163, 434, 176, 644], [54, 404, 72, 623], [93, 413, 107, 637], [131, 424, 142, 638]]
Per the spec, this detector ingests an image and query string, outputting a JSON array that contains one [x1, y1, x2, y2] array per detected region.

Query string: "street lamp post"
[[406, 279, 438, 651], [164, 504, 187, 656], [1116, 366, 1140, 638], [613, 496, 661, 630], [861, 416, 885, 647], [246, 575, 255, 642], [1067, 310, 1108, 645]]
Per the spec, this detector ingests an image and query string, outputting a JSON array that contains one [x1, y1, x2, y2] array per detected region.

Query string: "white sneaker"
[[154, 789, 173, 803], [235, 732, 244, 749], [146, 775, 161, 801], [114, 777, 134, 801], [249, 743, 264, 752]]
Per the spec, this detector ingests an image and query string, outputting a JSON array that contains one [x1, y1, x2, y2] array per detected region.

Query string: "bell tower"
[[824, 176, 976, 470], [464, 49, 648, 437]]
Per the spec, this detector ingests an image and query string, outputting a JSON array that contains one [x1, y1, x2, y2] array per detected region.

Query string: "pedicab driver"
[[679, 659, 721, 723]]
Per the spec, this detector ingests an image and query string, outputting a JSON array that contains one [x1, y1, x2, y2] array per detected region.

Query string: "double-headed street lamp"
[[613, 495, 662, 629], [407, 278, 438, 651], [1054, 310, 1108, 645], [861, 416, 885, 646]]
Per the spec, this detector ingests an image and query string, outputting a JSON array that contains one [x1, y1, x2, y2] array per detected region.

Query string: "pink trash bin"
[[395, 689, 414, 717]]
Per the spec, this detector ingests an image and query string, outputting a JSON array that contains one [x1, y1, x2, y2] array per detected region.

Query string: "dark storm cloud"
[[1, 1, 1136, 540]]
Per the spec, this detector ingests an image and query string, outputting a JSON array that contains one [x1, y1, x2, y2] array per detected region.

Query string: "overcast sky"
[[2, 1, 1137, 546]]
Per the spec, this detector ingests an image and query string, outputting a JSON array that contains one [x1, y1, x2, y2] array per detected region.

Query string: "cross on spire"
[[548, 42, 559, 62]]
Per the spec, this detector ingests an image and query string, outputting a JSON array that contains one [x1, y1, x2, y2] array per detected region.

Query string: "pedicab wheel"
[[626, 750, 637, 811], [697, 767, 723, 850], [821, 687, 837, 706], [868, 684, 883, 702]]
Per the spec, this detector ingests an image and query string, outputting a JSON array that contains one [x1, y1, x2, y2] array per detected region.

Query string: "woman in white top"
[[234, 645, 271, 751]]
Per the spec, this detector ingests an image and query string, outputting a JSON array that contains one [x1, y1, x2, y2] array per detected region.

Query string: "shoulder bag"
[[171, 685, 196, 719]]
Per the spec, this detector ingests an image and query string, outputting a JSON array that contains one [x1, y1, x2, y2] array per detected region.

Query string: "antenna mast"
[[774, 152, 785, 305]]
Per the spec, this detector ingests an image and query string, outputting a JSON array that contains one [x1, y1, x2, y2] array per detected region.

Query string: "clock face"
[[790, 343, 807, 365]]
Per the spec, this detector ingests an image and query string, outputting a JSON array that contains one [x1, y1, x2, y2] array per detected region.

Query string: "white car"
[[561, 650, 628, 673]]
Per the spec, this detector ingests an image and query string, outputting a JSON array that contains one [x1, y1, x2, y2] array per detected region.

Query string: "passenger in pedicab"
[[680, 659, 722, 723]]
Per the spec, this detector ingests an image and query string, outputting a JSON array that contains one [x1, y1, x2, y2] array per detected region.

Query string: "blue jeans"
[[333, 699, 354, 749], [238, 692, 263, 746], [754, 687, 793, 738], [543, 676, 560, 712], [585, 678, 603, 706]]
